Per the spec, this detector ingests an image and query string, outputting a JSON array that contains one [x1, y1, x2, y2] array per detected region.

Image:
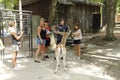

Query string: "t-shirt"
[[46, 26, 51, 40], [74, 29, 82, 40], [56, 25, 68, 40]]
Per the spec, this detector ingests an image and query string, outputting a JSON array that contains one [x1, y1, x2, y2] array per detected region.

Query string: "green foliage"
[[117, 0, 120, 13], [88, 0, 120, 13], [0, 0, 3, 2], [1, 0, 18, 9]]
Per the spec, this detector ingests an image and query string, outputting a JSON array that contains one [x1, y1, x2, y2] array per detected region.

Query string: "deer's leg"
[[62, 46, 67, 71], [54, 46, 60, 73]]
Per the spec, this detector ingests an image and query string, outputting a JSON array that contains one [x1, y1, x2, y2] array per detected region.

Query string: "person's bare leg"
[[41, 44, 45, 60], [12, 51, 17, 68], [45, 46, 48, 53], [35, 45, 41, 61], [77, 44, 80, 59], [77, 44, 81, 58], [74, 45, 77, 56]]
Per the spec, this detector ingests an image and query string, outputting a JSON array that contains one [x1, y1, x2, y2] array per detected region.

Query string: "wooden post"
[[19, 0, 23, 31]]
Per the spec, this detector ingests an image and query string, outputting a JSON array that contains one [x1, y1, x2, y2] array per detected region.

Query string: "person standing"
[[53, 18, 69, 59], [72, 23, 82, 59], [55, 18, 68, 45], [45, 21, 51, 59], [34, 18, 47, 63], [8, 21, 24, 70]]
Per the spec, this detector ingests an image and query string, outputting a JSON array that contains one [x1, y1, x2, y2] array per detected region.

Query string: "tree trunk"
[[104, 0, 117, 41], [48, 0, 58, 26]]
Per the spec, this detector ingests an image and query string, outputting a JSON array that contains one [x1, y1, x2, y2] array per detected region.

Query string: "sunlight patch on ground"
[[84, 54, 120, 60], [0, 73, 14, 80], [106, 52, 120, 58], [69, 65, 115, 80]]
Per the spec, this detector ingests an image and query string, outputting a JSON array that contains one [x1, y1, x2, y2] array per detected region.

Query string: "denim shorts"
[[36, 38, 46, 45]]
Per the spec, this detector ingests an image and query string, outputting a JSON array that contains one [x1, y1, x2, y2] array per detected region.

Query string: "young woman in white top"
[[72, 23, 82, 59], [9, 21, 24, 70]]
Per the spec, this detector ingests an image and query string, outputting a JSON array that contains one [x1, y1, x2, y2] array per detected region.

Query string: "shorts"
[[45, 38, 51, 46], [36, 38, 46, 45], [74, 40, 81, 44], [12, 45, 19, 52]]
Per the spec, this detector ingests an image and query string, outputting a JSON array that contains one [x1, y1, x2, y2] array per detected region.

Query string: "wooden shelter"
[[58, 0, 102, 33], [22, 0, 102, 33]]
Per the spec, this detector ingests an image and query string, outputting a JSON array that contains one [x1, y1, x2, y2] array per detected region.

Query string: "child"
[[45, 21, 51, 59], [72, 23, 82, 59]]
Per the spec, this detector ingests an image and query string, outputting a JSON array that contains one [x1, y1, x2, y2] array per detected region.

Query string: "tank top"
[[37, 29, 46, 39], [9, 27, 19, 45]]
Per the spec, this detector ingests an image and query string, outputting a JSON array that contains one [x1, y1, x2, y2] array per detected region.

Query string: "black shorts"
[[74, 40, 81, 44], [45, 38, 51, 46]]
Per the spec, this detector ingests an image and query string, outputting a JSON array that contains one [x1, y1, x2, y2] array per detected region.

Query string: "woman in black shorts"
[[72, 23, 82, 59]]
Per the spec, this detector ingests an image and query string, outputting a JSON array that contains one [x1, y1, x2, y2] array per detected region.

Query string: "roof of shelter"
[[22, 0, 103, 6], [69, 0, 103, 6], [58, 0, 75, 5], [22, 0, 39, 6]]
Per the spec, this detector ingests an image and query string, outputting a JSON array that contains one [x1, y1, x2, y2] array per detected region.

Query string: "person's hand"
[[40, 39, 43, 43], [21, 31, 24, 34], [72, 33, 75, 36]]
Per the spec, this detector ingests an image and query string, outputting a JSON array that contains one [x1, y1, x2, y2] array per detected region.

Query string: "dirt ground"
[[80, 29, 120, 80], [0, 26, 120, 80]]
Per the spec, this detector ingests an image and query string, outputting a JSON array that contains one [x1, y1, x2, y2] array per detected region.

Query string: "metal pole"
[[19, 0, 23, 31]]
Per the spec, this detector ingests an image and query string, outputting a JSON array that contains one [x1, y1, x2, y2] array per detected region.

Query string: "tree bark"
[[104, 0, 117, 41], [48, 0, 58, 26]]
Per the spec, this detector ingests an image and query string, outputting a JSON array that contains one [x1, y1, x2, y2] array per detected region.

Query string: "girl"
[[9, 21, 24, 70], [72, 23, 82, 59], [34, 18, 47, 63]]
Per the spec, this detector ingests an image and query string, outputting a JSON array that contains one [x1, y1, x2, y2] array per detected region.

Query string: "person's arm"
[[10, 31, 24, 40], [72, 30, 80, 37], [52, 25, 63, 35], [73, 33, 80, 36], [37, 26, 43, 42], [37, 26, 42, 39]]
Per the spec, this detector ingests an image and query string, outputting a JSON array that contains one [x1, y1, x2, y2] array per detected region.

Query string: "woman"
[[72, 23, 82, 59], [9, 21, 24, 70], [34, 18, 47, 63]]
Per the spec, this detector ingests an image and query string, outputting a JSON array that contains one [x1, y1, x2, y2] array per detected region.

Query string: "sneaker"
[[77, 57, 80, 60], [11, 67, 19, 71]]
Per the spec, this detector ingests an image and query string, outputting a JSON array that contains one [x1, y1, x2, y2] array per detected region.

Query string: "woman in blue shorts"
[[34, 18, 47, 63]]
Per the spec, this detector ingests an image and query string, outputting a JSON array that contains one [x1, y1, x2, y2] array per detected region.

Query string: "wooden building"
[[22, 0, 102, 33], [58, 0, 102, 33]]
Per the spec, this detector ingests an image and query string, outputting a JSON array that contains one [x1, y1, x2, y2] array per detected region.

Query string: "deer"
[[54, 26, 71, 73]]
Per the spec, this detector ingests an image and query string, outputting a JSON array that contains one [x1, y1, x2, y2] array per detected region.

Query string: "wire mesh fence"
[[0, 9, 33, 59]]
